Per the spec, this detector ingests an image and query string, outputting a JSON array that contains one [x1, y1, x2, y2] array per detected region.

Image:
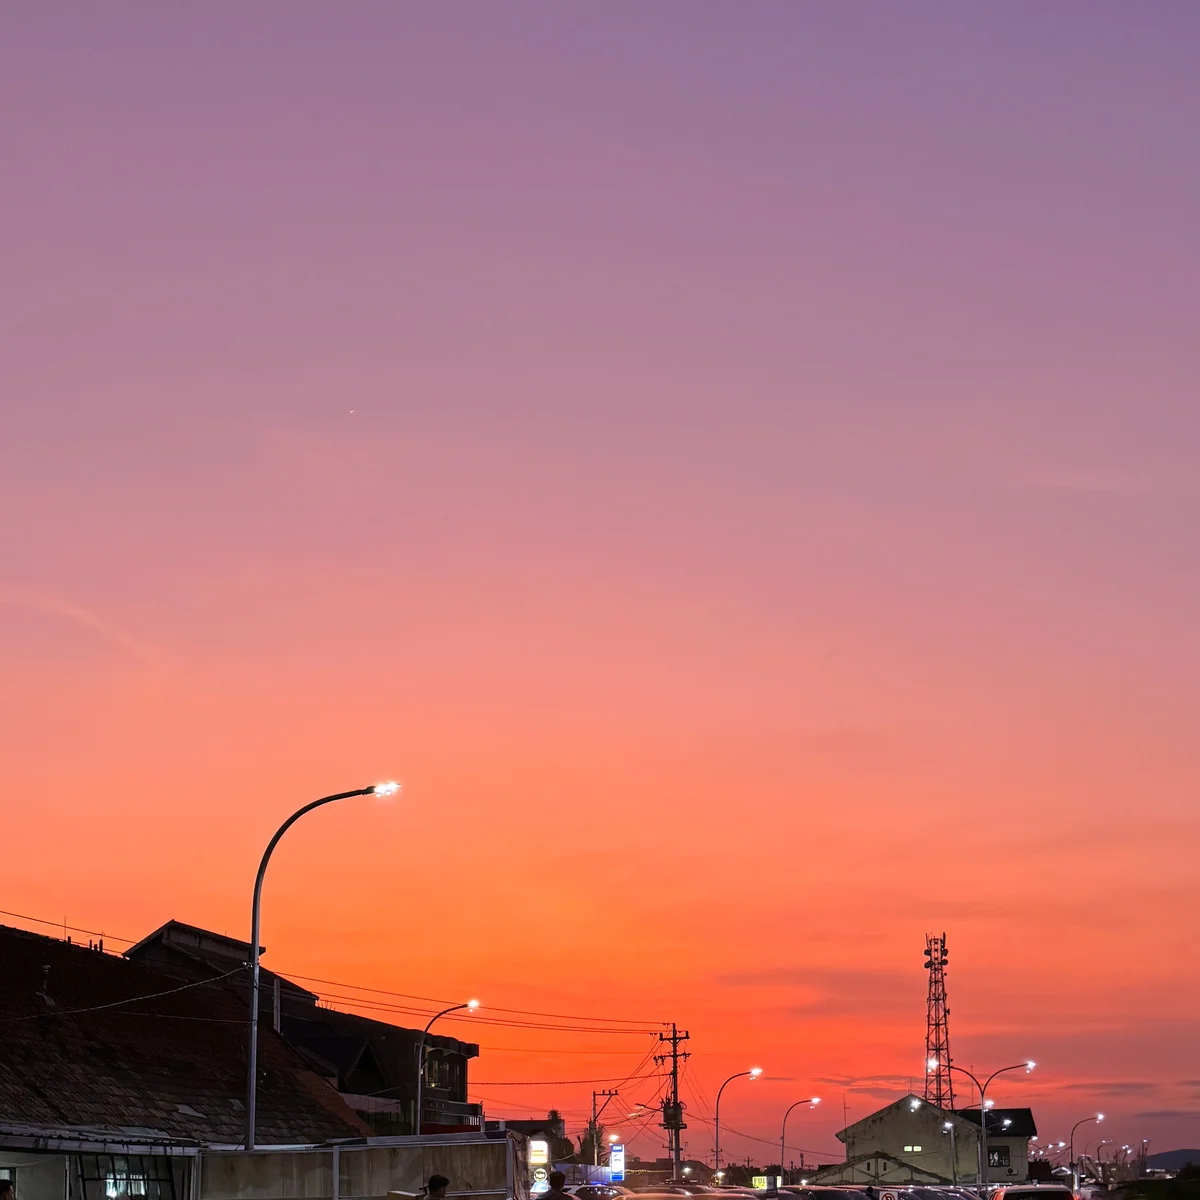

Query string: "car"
[[988, 1188, 1075, 1200], [572, 1189, 633, 1200]]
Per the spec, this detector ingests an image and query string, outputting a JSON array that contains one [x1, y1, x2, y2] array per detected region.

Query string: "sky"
[[2, 0, 1200, 1166]]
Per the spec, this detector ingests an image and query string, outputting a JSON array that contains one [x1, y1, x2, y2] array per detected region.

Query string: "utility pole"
[[592, 1090, 618, 1169], [656, 1024, 691, 1180]]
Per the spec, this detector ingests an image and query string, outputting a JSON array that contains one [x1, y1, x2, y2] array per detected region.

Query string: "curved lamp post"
[[245, 781, 399, 1150], [1069, 1114, 1104, 1190], [934, 1059, 1035, 1191], [780, 1098, 821, 1184], [415, 1000, 479, 1134], [714, 1068, 762, 1176]]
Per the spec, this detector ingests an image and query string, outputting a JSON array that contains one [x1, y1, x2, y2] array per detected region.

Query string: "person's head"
[[549, 1173, 567, 1192], [1, 1179, 15, 1200], [427, 1177, 450, 1200]]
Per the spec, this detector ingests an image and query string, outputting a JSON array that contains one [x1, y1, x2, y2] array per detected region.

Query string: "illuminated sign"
[[530, 1141, 550, 1166], [609, 1144, 626, 1183]]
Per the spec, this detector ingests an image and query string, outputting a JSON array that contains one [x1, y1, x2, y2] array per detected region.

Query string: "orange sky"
[[3, 0, 1200, 1168]]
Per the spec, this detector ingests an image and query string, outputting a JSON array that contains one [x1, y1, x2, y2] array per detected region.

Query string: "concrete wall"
[[200, 1136, 524, 1200]]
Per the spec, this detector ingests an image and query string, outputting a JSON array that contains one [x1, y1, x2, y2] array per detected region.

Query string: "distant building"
[[126, 919, 481, 1136], [810, 1094, 1036, 1186]]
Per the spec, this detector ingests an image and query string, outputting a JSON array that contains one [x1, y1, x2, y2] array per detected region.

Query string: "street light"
[[714, 1068, 762, 1176], [943, 1121, 959, 1186], [416, 999, 480, 1135], [781, 1098, 821, 1185], [1069, 1114, 1104, 1191], [941, 1060, 1035, 1192], [245, 781, 400, 1149]]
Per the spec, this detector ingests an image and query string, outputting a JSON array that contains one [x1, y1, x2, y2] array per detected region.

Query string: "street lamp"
[[941, 1060, 1035, 1192], [943, 1121, 958, 1186], [714, 1068, 762, 1177], [415, 999, 480, 1134], [245, 781, 400, 1149], [1069, 1114, 1104, 1191], [781, 1098, 821, 1185]]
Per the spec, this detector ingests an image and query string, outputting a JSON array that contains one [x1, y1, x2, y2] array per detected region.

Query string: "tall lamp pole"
[[415, 1000, 479, 1135], [937, 1060, 1035, 1192], [943, 1121, 958, 1186], [1069, 1114, 1104, 1192], [714, 1068, 762, 1178], [781, 1098, 821, 1185], [245, 781, 399, 1150]]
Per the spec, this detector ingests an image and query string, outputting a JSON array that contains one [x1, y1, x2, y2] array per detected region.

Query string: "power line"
[[0, 908, 665, 1032], [0, 967, 244, 1023], [456, 1072, 663, 1087]]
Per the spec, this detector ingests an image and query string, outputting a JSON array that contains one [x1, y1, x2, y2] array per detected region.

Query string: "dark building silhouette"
[[127, 920, 481, 1135]]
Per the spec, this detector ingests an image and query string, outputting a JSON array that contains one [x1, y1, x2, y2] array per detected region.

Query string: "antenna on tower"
[[923, 932, 955, 1109]]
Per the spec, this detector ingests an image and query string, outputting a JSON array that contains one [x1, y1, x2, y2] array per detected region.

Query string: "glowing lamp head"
[[984, 1100, 995, 1109], [1026, 1060, 1037, 1072], [749, 1067, 763, 1078], [945, 1122, 954, 1130], [1097, 1113, 1106, 1122], [466, 999, 480, 1010], [927, 1057, 940, 1071], [608, 1134, 619, 1143], [810, 1097, 822, 1106], [374, 781, 401, 797]]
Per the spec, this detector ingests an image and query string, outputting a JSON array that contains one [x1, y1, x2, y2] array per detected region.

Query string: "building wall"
[[843, 1103, 973, 1182]]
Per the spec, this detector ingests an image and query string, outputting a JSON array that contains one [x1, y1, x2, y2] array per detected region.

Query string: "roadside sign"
[[530, 1141, 550, 1166], [610, 1145, 626, 1183], [881, 1190, 899, 1200]]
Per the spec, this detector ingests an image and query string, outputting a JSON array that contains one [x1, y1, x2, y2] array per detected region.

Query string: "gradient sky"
[[3, 1, 1200, 1165]]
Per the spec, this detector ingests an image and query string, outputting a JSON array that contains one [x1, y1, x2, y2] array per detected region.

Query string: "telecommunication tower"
[[923, 932, 955, 1109]]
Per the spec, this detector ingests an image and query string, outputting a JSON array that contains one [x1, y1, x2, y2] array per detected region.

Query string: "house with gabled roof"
[[809, 1093, 1036, 1186]]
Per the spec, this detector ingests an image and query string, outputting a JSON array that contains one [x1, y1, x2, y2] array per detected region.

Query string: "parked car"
[[989, 1188, 1075, 1200]]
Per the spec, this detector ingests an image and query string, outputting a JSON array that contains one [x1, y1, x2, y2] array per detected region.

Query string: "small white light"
[[467, 999, 480, 1010], [374, 781, 401, 796], [609, 1134, 620, 1143], [1026, 1060, 1036, 1071], [1097, 1114, 1105, 1122], [927, 1057, 940, 1070], [944, 1122, 954, 1130], [750, 1067, 763, 1078], [984, 1100, 995, 1109], [811, 1097, 822, 1106]]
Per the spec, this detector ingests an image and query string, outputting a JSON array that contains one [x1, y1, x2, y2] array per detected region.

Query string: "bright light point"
[[1097, 1114, 1105, 1121], [467, 999, 480, 1010], [608, 1135, 619, 1143], [1026, 1061, 1037, 1071], [927, 1057, 940, 1070], [750, 1067, 763, 1077], [374, 781, 400, 796], [945, 1122, 954, 1130], [811, 1097, 822, 1105], [984, 1100, 995, 1108]]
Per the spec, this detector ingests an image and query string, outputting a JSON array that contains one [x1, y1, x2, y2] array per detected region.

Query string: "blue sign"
[[610, 1145, 626, 1183]]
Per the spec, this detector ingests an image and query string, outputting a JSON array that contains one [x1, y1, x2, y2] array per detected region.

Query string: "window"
[[988, 1146, 1011, 1168], [76, 1155, 176, 1200], [903, 1146, 923, 1154], [423, 1053, 452, 1090]]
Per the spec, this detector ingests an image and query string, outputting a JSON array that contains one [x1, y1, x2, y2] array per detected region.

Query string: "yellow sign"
[[530, 1140, 551, 1166]]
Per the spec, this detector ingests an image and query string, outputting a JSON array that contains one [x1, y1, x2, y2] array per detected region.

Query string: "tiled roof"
[[0, 924, 368, 1145]]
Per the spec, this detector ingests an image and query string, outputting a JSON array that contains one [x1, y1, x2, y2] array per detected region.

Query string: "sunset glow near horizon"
[[2, 2, 1199, 1164]]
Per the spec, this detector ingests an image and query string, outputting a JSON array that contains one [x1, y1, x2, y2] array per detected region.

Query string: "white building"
[[810, 1095, 1037, 1186]]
